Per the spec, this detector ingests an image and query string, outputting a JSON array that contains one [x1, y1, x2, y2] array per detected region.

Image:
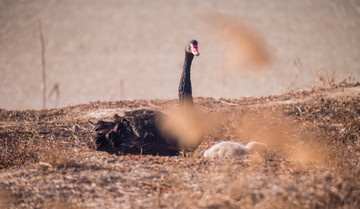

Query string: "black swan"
[[94, 40, 201, 156]]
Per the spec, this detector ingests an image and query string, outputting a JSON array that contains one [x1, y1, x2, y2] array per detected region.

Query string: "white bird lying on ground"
[[203, 141, 268, 158]]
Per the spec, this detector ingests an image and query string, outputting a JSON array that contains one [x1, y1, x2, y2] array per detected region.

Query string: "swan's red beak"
[[190, 43, 200, 56]]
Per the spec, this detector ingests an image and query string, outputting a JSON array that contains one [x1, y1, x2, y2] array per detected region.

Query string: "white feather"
[[203, 141, 268, 158]]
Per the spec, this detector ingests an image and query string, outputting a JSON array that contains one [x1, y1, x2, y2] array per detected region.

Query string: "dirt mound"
[[1, 85, 359, 208]]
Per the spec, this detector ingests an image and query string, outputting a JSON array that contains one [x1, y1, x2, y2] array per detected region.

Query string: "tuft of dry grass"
[[316, 70, 336, 88], [159, 106, 210, 151], [313, 69, 359, 90], [38, 142, 75, 170], [204, 13, 271, 71]]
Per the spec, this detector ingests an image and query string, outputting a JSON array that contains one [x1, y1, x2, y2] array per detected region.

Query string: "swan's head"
[[186, 40, 200, 56]]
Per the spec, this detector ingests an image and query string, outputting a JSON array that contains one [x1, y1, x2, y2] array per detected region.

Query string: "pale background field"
[[1, 0, 359, 109]]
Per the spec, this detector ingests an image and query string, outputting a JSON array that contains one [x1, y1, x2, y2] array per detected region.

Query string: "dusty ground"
[[1, 84, 360, 208]]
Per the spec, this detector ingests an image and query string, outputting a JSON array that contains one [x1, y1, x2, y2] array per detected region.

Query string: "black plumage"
[[95, 109, 180, 156], [95, 40, 200, 156]]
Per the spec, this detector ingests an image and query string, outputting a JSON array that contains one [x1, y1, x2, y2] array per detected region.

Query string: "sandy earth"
[[0, 85, 359, 208]]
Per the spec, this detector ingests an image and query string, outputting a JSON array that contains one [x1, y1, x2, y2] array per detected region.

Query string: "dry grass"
[[204, 13, 271, 70], [0, 107, 95, 170], [0, 85, 359, 208]]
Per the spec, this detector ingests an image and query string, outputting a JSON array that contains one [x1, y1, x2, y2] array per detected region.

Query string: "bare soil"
[[1, 85, 360, 209]]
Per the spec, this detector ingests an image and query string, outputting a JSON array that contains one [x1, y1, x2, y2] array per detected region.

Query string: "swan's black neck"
[[178, 52, 194, 105]]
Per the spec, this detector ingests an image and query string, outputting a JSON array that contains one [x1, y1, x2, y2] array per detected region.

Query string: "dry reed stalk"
[[204, 13, 270, 71], [5, 138, 7, 155], [119, 79, 124, 99], [287, 57, 305, 91], [48, 83, 60, 107], [38, 19, 46, 109], [109, 79, 125, 100]]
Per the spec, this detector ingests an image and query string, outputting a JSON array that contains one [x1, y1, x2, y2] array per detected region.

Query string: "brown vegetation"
[[1, 84, 360, 208], [205, 13, 271, 70]]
